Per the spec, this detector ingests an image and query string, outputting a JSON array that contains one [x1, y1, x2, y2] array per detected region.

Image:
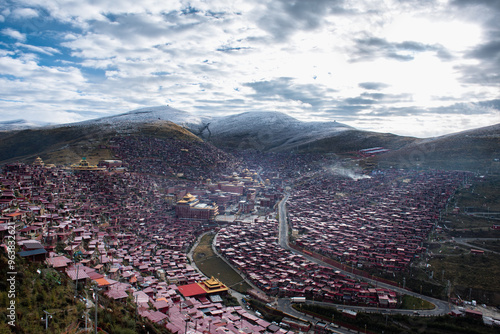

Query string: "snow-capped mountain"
[[65, 106, 357, 152], [74, 106, 205, 129], [200, 111, 353, 151]]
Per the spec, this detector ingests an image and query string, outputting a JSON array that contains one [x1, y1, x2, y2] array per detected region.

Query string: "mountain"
[[196, 111, 416, 153], [0, 106, 497, 172], [375, 123, 500, 171], [75, 105, 205, 129], [0, 118, 201, 165]]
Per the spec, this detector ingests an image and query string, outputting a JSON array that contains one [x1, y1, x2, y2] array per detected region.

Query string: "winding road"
[[452, 237, 500, 255]]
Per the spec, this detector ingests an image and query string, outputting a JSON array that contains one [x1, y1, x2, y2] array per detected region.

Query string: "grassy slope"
[[0, 120, 201, 166], [208, 128, 418, 154], [294, 130, 417, 154], [425, 175, 500, 305], [376, 124, 500, 171], [0, 252, 169, 334]]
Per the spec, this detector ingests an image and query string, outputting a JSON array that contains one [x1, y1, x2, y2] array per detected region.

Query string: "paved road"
[[452, 237, 500, 255], [277, 194, 452, 317], [277, 299, 353, 334]]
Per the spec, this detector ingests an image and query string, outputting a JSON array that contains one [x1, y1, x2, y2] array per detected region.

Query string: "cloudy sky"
[[1, 0, 499, 137]]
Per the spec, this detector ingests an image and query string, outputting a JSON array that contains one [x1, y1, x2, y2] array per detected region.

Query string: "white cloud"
[[11, 7, 39, 19], [1, 28, 26, 42], [15, 43, 61, 55], [0, 0, 497, 136]]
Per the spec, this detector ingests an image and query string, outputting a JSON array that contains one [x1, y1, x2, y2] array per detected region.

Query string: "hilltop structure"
[[70, 157, 104, 171]]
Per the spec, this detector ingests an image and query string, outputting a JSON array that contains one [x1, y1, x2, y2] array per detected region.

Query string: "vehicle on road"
[[291, 296, 306, 303]]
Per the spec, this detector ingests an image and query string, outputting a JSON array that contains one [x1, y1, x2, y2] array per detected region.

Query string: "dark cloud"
[[452, 0, 497, 84], [360, 92, 413, 103], [433, 102, 498, 115], [459, 40, 500, 85], [385, 100, 498, 117], [361, 92, 385, 100], [467, 40, 500, 60], [451, 0, 500, 11], [344, 97, 376, 105], [358, 82, 389, 90], [451, 0, 500, 42], [181, 5, 201, 15], [456, 64, 500, 86], [477, 99, 500, 110], [321, 98, 500, 121], [216, 45, 251, 53], [256, 0, 347, 42], [323, 105, 368, 115], [350, 35, 453, 62], [243, 77, 335, 108]]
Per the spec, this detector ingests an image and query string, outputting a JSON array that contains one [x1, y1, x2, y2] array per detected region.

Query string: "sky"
[[0, 0, 499, 138]]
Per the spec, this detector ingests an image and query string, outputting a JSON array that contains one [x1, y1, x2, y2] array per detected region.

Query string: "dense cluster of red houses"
[[110, 136, 238, 180], [0, 140, 480, 332], [216, 219, 399, 307], [0, 155, 291, 333], [287, 169, 469, 273]]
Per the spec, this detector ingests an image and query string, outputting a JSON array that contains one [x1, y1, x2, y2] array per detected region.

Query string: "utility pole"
[[135, 293, 138, 323], [93, 287, 100, 334], [43, 310, 52, 330], [83, 309, 89, 332], [75, 261, 79, 299]]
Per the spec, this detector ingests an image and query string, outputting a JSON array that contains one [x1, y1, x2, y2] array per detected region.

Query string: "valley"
[[0, 107, 499, 333]]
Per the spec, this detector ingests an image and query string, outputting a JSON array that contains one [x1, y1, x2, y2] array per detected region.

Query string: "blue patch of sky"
[[2, 13, 77, 60], [103, 13, 119, 22], [152, 71, 172, 76], [0, 74, 20, 81], [1, 12, 111, 83], [79, 67, 107, 83], [0, 98, 23, 103], [181, 5, 201, 15]]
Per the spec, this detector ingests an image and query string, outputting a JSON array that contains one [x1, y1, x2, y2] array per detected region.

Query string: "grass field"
[[442, 213, 497, 231], [429, 254, 500, 293], [401, 295, 435, 310], [454, 176, 500, 211], [192, 233, 252, 293]]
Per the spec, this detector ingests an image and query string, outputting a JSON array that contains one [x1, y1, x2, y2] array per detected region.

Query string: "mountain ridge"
[[0, 106, 497, 172]]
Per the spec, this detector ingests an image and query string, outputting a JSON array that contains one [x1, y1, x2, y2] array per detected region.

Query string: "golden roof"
[[197, 276, 229, 294], [177, 193, 198, 204], [33, 156, 44, 166], [71, 157, 104, 171]]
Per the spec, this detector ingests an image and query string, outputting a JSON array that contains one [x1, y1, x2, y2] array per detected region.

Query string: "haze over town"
[[1, 0, 500, 137]]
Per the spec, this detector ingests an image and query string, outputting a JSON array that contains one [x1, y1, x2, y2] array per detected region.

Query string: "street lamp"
[[42, 310, 53, 330]]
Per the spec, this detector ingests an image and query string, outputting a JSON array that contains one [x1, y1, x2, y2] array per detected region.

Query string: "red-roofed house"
[[146, 311, 168, 324], [177, 283, 207, 298], [46, 256, 72, 272]]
